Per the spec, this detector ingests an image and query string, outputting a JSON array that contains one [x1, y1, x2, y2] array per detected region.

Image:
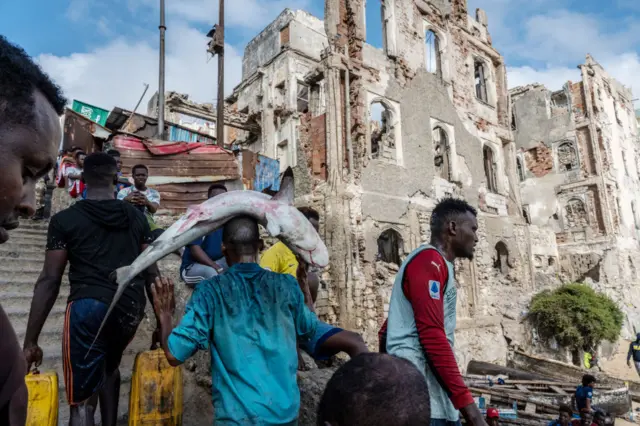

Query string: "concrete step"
[[7, 305, 66, 331], [0, 257, 46, 268], [0, 277, 69, 289], [0, 264, 46, 274], [7, 231, 47, 240], [14, 222, 49, 231], [0, 242, 47, 254], [10, 227, 48, 236]]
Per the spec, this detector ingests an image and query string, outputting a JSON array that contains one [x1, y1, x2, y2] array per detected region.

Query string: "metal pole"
[[216, 0, 224, 146], [120, 83, 149, 132], [158, 0, 166, 140]]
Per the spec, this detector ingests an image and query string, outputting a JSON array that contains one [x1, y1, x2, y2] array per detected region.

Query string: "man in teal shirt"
[[151, 215, 368, 425]]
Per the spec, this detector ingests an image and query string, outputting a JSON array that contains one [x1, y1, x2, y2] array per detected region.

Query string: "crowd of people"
[[0, 33, 635, 426]]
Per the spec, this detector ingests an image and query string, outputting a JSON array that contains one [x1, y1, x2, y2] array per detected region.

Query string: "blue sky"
[[1, 0, 638, 110]]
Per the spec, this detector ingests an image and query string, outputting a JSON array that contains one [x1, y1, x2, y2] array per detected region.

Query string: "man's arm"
[[189, 245, 221, 270], [23, 248, 68, 367], [296, 259, 315, 312], [317, 329, 369, 358], [143, 190, 160, 214], [151, 277, 212, 367], [404, 249, 485, 426], [628, 343, 634, 364]]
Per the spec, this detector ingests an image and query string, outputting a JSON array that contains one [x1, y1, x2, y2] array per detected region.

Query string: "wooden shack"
[[113, 135, 239, 213]]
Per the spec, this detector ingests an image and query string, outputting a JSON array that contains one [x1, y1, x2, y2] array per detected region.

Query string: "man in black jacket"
[[628, 333, 640, 377], [23, 153, 160, 426]]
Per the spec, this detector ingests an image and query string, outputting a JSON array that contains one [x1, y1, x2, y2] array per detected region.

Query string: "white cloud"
[[130, 0, 314, 32], [37, 22, 243, 112]]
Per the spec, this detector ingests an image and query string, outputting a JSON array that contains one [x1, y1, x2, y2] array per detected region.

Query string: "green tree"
[[528, 283, 624, 350]]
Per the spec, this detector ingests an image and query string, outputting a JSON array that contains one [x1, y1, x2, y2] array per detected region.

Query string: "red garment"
[[378, 249, 474, 410]]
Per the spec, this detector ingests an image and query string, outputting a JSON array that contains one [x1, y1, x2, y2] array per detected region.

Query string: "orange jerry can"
[[129, 349, 183, 426], [25, 369, 59, 426]]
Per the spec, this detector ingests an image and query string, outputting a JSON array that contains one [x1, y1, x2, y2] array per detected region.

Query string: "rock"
[[298, 367, 338, 426]]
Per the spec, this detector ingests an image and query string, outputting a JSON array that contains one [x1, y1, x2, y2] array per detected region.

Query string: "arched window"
[[370, 101, 395, 159], [433, 126, 449, 180], [425, 30, 441, 76], [516, 157, 525, 182], [474, 60, 488, 103], [377, 229, 403, 265], [557, 142, 578, 172], [494, 241, 509, 274], [483, 145, 497, 192], [565, 198, 588, 229]]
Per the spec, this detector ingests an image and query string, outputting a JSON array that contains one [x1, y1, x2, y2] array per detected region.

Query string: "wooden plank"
[[549, 385, 568, 395], [158, 192, 208, 201], [515, 385, 531, 393], [524, 402, 536, 414], [123, 166, 239, 178], [121, 158, 235, 168]]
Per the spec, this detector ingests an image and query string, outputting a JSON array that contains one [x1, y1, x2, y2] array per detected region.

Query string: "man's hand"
[[23, 343, 44, 371], [460, 403, 489, 426], [124, 192, 139, 203], [629, 360, 632, 368], [151, 276, 175, 324], [296, 259, 309, 288]]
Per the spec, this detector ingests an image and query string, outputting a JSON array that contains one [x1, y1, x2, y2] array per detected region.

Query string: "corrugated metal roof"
[[113, 135, 239, 212]]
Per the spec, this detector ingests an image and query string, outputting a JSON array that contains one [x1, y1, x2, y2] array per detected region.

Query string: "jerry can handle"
[[30, 367, 40, 375]]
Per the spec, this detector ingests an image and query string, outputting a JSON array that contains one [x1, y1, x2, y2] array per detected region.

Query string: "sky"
[[1, 0, 639, 111]]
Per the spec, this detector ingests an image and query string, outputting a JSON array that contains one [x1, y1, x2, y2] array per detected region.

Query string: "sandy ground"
[[600, 340, 639, 382], [598, 341, 640, 424]]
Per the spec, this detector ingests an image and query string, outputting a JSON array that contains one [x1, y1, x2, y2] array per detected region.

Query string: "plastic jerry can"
[[25, 369, 59, 426], [129, 349, 183, 426]]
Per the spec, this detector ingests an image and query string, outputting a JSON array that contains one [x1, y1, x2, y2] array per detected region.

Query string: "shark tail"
[[84, 265, 137, 358]]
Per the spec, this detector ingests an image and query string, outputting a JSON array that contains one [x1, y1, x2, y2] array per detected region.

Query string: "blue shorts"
[[62, 298, 144, 404]]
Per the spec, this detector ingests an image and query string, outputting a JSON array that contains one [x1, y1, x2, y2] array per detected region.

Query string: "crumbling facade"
[[511, 57, 640, 335], [230, 1, 639, 367]]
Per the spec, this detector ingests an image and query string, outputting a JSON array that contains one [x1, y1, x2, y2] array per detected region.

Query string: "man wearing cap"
[[486, 408, 500, 426], [627, 333, 640, 378]]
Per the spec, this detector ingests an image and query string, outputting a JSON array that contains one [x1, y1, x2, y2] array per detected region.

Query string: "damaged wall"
[[510, 55, 640, 340]]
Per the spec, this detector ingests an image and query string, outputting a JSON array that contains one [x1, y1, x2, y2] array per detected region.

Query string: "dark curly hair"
[[317, 353, 430, 425], [0, 35, 67, 125], [430, 197, 477, 237]]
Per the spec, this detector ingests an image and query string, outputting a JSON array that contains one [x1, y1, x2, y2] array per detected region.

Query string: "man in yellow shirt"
[[260, 207, 321, 305]]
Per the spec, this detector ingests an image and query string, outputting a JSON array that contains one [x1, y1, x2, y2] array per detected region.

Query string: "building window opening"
[[365, 0, 384, 48], [516, 157, 525, 182], [557, 142, 578, 172], [277, 140, 290, 171], [511, 108, 517, 131], [297, 82, 309, 113], [551, 91, 569, 116], [370, 101, 394, 159], [565, 198, 588, 229], [433, 126, 449, 180], [425, 30, 440, 76], [377, 229, 403, 266], [474, 60, 488, 103], [494, 241, 510, 275], [523, 206, 531, 224], [483, 145, 497, 192]]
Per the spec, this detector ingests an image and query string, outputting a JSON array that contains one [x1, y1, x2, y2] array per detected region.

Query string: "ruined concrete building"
[[511, 56, 640, 334], [228, 1, 639, 365]]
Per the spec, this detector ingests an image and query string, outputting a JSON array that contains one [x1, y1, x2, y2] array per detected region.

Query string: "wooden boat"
[[509, 350, 640, 400]]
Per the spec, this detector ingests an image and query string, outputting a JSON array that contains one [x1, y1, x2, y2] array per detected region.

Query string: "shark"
[[89, 167, 328, 352]]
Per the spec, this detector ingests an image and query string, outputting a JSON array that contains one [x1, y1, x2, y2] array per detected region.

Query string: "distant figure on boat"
[[574, 374, 596, 413], [548, 405, 573, 426], [485, 407, 500, 426]]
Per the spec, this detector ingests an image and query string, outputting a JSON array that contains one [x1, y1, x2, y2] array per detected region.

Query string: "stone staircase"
[[0, 220, 152, 425]]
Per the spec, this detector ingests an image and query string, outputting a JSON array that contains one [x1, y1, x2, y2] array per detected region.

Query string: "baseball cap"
[[487, 408, 500, 419]]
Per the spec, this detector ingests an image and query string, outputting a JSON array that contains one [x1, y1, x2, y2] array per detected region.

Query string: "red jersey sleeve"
[[402, 249, 474, 410]]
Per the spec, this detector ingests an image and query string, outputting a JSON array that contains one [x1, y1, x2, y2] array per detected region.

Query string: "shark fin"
[[273, 167, 294, 205]]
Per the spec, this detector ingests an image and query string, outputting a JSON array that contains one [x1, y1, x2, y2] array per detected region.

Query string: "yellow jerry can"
[[129, 348, 183, 426], [25, 369, 59, 426]]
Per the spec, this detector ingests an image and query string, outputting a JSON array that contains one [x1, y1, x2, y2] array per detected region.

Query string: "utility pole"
[[158, 0, 166, 140], [207, 0, 224, 146]]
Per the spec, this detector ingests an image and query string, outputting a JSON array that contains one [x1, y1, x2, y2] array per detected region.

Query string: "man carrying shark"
[[149, 214, 368, 424]]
